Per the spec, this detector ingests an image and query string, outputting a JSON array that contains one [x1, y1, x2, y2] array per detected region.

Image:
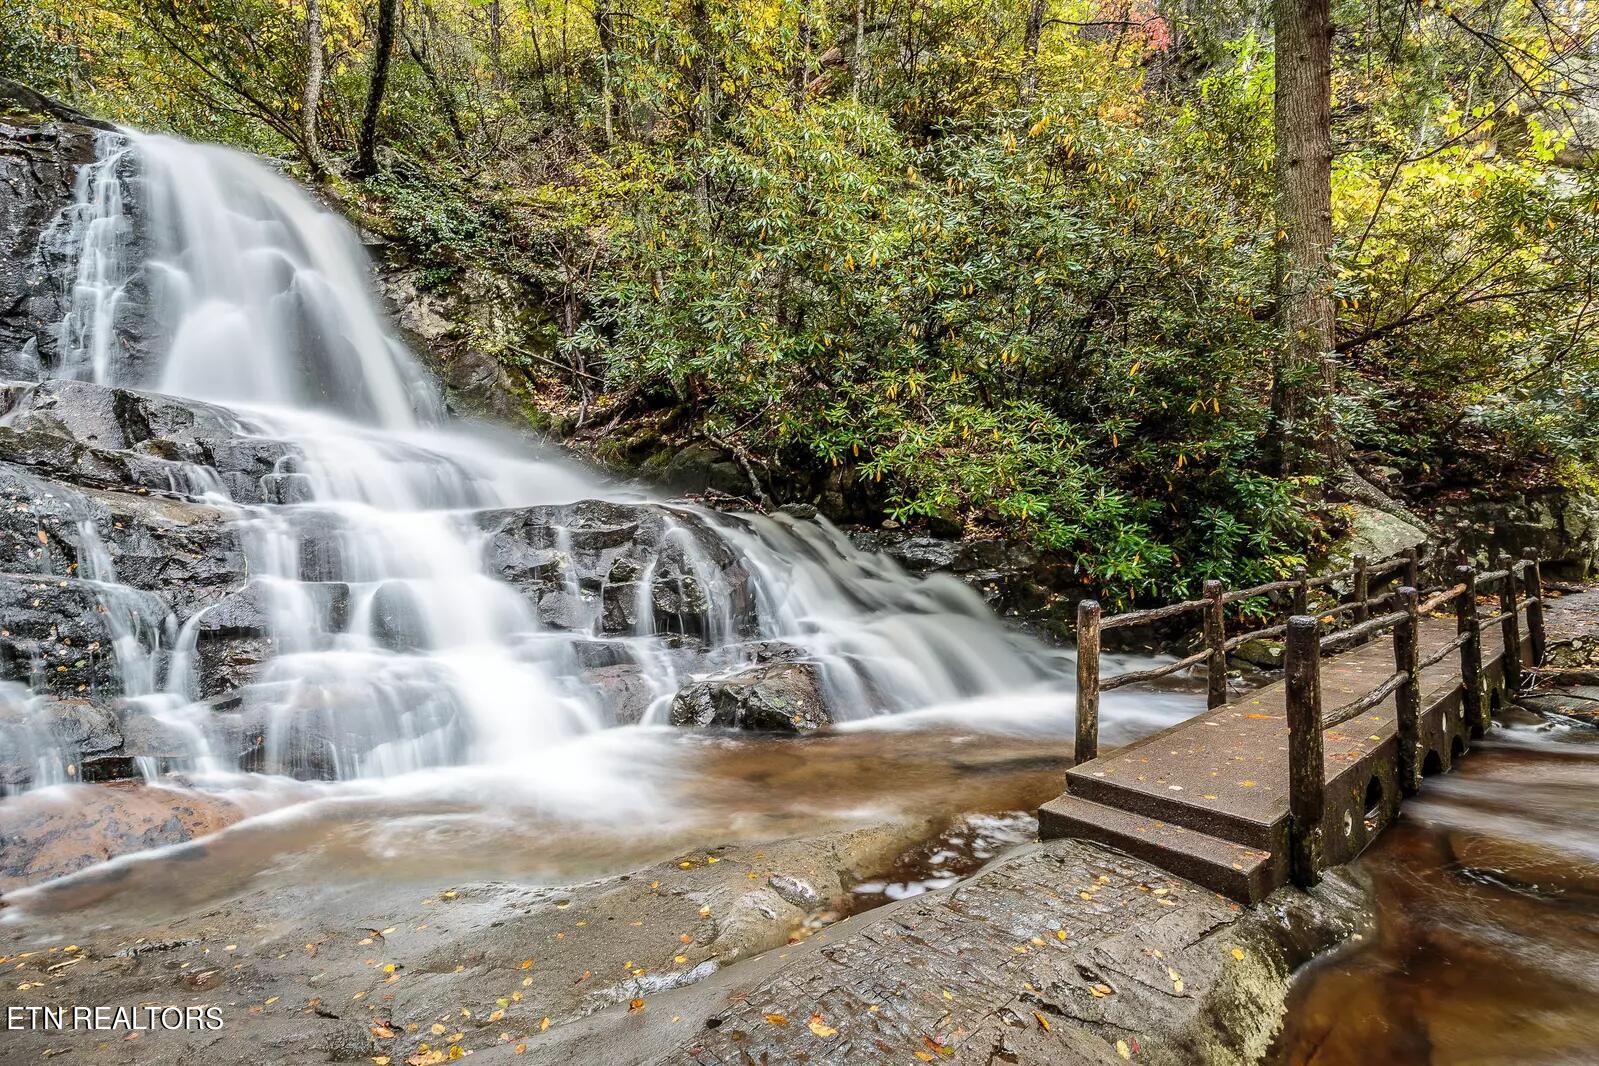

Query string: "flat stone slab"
[[527, 839, 1368, 1065]]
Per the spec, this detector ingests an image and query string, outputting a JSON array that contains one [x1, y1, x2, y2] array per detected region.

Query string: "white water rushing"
[[2, 130, 1190, 823]]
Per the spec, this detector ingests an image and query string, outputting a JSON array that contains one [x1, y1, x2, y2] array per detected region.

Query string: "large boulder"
[[1328, 502, 1429, 570], [1427, 487, 1599, 579], [670, 661, 830, 732]]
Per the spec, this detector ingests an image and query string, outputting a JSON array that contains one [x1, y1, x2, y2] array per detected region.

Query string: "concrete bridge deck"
[[1041, 614, 1525, 902]]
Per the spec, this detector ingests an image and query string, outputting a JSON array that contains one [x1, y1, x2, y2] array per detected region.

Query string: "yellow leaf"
[[1231, 948, 1246, 962], [1168, 967, 1184, 994], [540, 1017, 551, 1032], [1032, 1010, 1051, 1031], [1117, 1039, 1132, 1059], [628, 999, 645, 1013], [764, 1013, 789, 1026], [807, 1014, 838, 1037]]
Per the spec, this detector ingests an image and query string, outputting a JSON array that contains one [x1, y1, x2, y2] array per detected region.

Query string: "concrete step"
[[1065, 763, 1282, 850], [1038, 793, 1282, 904]]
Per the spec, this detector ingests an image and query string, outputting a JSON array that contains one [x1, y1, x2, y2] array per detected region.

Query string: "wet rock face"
[[479, 501, 758, 642], [670, 661, 830, 732], [1, 379, 300, 503], [0, 80, 116, 379], [0, 373, 840, 781]]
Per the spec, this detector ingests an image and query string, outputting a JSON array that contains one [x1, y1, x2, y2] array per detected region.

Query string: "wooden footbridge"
[[1040, 546, 1545, 903]]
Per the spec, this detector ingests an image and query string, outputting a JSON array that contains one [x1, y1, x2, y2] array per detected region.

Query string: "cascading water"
[[0, 128, 1190, 857]]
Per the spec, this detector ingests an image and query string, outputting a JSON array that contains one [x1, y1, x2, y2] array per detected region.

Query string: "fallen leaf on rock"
[[628, 999, 645, 1013], [1032, 1011, 1051, 1031], [1116, 1039, 1132, 1059], [807, 1014, 838, 1037], [764, 1013, 789, 1026]]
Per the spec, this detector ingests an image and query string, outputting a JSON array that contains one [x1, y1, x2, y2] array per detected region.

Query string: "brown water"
[[3, 726, 1073, 931], [1270, 720, 1599, 1065]]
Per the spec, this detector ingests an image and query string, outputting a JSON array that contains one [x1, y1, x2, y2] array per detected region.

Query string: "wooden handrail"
[[1276, 551, 1548, 889], [1323, 668, 1409, 729], [1417, 582, 1467, 616], [1100, 648, 1210, 691], [1099, 597, 1209, 631]]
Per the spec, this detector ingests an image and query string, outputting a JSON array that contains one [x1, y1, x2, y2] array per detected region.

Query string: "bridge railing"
[[1073, 544, 1437, 764], [1282, 552, 1546, 887]]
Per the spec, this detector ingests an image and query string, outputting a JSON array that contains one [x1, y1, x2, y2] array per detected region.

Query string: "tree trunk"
[[354, 0, 400, 178], [1270, 0, 1339, 477], [594, 2, 620, 143], [1020, 0, 1045, 103], [301, 0, 330, 177], [689, 0, 714, 224], [853, 0, 867, 101]]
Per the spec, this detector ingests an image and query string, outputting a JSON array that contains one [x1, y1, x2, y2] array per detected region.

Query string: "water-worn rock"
[[0, 693, 121, 792], [582, 663, 658, 726], [0, 780, 242, 891], [0, 460, 243, 616], [0, 379, 302, 504], [641, 839, 1370, 1066], [670, 661, 829, 732], [480, 500, 757, 640], [1231, 637, 1285, 670]]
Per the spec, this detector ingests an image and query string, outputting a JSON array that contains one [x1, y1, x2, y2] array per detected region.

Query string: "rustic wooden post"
[[1403, 545, 1421, 591], [1394, 587, 1422, 795], [1352, 553, 1371, 623], [1291, 565, 1309, 616], [1497, 551, 1522, 694], [1075, 599, 1101, 765], [1203, 579, 1227, 709], [1523, 550, 1546, 669], [1455, 565, 1485, 733], [1285, 616, 1324, 888]]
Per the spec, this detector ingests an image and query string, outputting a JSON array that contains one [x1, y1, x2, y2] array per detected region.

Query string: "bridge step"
[[1066, 756, 1281, 850], [1038, 793, 1280, 904]]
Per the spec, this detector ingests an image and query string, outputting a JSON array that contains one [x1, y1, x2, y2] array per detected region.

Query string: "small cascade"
[[0, 681, 70, 794], [47, 135, 138, 385]]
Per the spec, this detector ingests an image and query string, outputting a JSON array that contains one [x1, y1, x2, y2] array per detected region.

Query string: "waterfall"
[[0, 129, 1180, 797]]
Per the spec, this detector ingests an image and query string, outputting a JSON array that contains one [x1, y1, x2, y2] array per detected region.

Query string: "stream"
[[1270, 718, 1599, 1064]]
